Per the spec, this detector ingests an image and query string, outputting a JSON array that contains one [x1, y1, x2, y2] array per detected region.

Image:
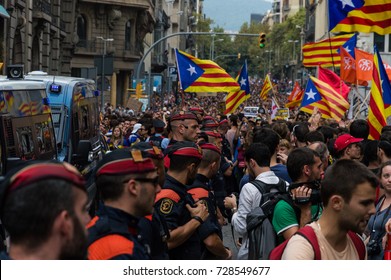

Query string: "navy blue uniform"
[[154, 175, 202, 259], [87, 204, 149, 260], [188, 174, 223, 259]]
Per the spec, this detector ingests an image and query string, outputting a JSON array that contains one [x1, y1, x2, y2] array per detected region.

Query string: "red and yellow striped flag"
[[175, 49, 240, 93], [300, 76, 349, 122], [302, 34, 354, 68], [368, 46, 391, 140], [260, 74, 272, 100], [329, 0, 391, 35]]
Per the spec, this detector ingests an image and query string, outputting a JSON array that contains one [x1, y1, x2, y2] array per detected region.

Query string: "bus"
[[25, 71, 104, 211], [0, 76, 56, 175]]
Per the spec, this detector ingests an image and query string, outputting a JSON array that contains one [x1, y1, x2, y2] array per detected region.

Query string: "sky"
[[202, 0, 272, 32]]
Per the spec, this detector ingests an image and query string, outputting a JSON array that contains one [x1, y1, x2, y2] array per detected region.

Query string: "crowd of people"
[[1, 76, 391, 260]]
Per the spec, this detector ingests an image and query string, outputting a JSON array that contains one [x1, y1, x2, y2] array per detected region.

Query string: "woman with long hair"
[[107, 125, 127, 150]]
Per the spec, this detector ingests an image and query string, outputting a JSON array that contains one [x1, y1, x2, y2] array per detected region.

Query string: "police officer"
[[0, 160, 90, 260], [155, 141, 209, 259], [188, 143, 232, 259], [87, 148, 161, 260], [149, 119, 169, 151]]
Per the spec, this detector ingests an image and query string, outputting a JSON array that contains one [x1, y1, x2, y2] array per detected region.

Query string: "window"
[[374, 34, 385, 52], [77, 15, 87, 47], [125, 20, 132, 50]]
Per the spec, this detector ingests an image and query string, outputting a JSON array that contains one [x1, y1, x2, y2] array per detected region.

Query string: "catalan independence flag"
[[329, 0, 391, 35], [368, 45, 391, 140], [300, 76, 350, 122], [302, 34, 354, 67], [175, 49, 240, 93], [224, 60, 250, 114], [260, 74, 273, 100]]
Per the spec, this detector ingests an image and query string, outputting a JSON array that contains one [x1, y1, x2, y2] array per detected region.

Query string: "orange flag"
[[286, 81, 304, 108], [355, 49, 373, 82], [384, 63, 391, 81], [340, 47, 356, 84], [288, 81, 302, 102]]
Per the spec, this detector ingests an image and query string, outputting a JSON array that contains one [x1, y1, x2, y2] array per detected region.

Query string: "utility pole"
[[97, 36, 114, 110]]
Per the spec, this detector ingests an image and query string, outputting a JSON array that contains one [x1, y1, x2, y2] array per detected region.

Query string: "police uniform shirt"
[[154, 174, 202, 259], [87, 204, 149, 260]]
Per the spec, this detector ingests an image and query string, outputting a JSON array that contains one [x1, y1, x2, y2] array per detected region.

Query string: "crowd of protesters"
[[1, 75, 391, 260]]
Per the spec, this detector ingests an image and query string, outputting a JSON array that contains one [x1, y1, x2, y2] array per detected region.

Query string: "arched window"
[[125, 20, 132, 50], [77, 15, 87, 47]]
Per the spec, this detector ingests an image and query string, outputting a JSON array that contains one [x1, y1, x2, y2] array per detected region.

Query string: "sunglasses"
[[134, 177, 159, 187]]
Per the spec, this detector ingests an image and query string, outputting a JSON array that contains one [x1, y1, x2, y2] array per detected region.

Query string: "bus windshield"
[[0, 89, 50, 116]]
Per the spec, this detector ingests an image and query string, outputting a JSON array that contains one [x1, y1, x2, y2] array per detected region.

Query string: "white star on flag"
[[187, 64, 197, 76], [240, 77, 247, 87], [339, 0, 355, 9], [306, 89, 317, 100], [344, 46, 352, 54]]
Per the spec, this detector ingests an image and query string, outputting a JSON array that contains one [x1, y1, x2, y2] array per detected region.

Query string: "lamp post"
[[210, 34, 224, 60], [287, 40, 299, 61], [265, 50, 273, 74], [96, 36, 114, 111]]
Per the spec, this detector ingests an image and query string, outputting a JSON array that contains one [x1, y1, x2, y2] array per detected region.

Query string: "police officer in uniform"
[[187, 143, 232, 259], [155, 141, 209, 259], [87, 148, 160, 260]]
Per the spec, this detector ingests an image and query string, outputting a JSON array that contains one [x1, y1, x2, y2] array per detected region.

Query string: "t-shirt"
[[281, 222, 362, 260], [272, 199, 322, 243]]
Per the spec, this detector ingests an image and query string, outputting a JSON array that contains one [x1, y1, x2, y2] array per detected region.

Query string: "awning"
[[0, 5, 10, 19]]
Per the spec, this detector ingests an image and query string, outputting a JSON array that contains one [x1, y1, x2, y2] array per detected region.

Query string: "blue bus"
[[25, 72, 104, 210]]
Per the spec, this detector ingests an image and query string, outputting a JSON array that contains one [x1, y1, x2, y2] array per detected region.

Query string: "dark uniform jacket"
[[87, 204, 149, 260], [154, 174, 202, 259]]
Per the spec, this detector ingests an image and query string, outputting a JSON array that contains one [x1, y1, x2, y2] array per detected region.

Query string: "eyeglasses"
[[134, 177, 160, 187], [182, 124, 200, 130]]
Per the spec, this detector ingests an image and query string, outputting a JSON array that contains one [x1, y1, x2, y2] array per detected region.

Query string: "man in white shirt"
[[224, 142, 285, 259]]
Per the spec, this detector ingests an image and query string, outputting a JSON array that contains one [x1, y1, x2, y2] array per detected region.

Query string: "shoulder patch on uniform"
[[160, 198, 173, 214]]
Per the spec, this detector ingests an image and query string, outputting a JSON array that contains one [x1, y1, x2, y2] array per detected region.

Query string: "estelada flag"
[[329, 0, 391, 35], [355, 48, 373, 82], [175, 49, 240, 93]]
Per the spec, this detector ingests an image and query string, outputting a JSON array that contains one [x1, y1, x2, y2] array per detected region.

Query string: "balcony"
[[33, 0, 51, 23]]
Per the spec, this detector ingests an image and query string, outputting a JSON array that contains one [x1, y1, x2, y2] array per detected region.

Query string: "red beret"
[[132, 142, 164, 159], [3, 161, 86, 196], [95, 148, 156, 176], [219, 119, 229, 126], [189, 107, 204, 114], [204, 130, 222, 139], [200, 143, 221, 155], [166, 141, 203, 160], [170, 111, 198, 122]]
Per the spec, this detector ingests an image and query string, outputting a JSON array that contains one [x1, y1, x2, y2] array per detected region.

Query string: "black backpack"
[[246, 178, 294, 260]]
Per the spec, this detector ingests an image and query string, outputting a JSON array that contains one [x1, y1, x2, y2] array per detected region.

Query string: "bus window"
[[80, 104, 90, 139], [15, 127, 35, 160], [35, 122, 54, 154]]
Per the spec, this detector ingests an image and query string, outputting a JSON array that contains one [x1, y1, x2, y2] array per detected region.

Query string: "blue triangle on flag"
[[300, 77, 322, 108], [175, 49, 204, 90]]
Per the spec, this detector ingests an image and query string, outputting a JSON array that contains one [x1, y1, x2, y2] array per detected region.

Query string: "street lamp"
[[210, 34, 224, 60], [265, 50, 273, 74], [287, 40, 299, 61], [96, 36, 114, 111]]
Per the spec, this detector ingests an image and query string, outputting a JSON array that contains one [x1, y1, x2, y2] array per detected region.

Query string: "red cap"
[[204, 130, 222, 139], [200, 143, 221, 155], [189, 107, 204, 114], [334, 134, 363, 152], [170, 111, 198, 122]]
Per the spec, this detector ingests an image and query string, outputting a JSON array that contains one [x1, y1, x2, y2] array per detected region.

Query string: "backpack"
[[246, 178, 292, 260], [269, 226, 366, 260]]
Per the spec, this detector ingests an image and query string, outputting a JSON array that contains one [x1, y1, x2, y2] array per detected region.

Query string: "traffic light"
[[238, 53, 241, 59], [136, 82, 142, 99], [259, 33, 266, 48]]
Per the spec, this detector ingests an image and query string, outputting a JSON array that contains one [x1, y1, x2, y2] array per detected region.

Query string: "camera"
[[289, 180, 322, 205], [367, 239, 381, 255]]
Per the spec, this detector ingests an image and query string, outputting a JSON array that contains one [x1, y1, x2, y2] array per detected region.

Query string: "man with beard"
[[154, 141, 209, 259], [87, 148, 161, 260], [272, 148, 323, 243], [223, 143, 285, 259], [0, 161, 89, 260], [281, 159, 377, 259]]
